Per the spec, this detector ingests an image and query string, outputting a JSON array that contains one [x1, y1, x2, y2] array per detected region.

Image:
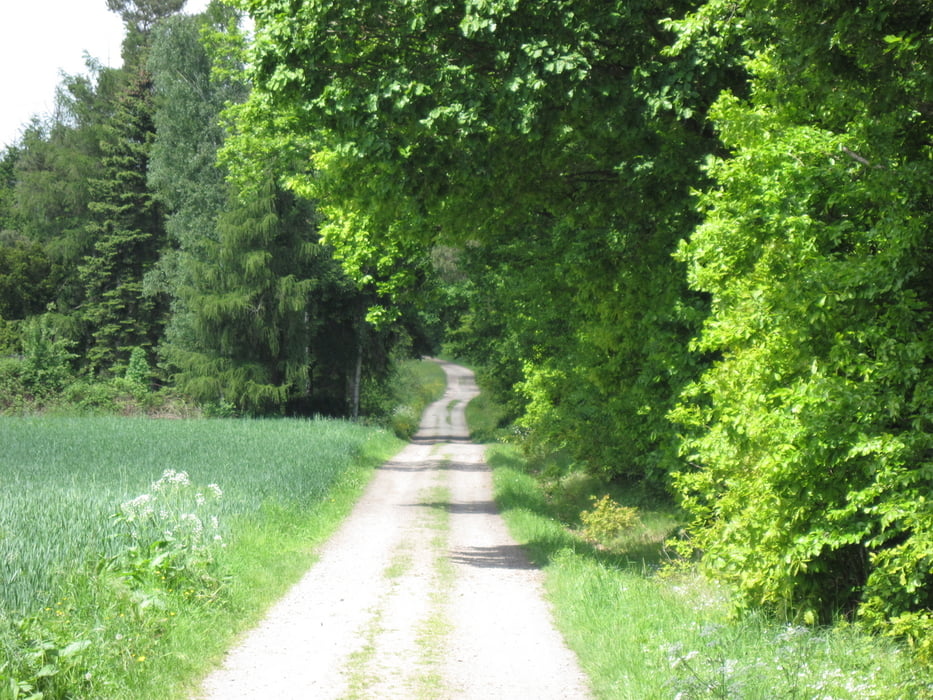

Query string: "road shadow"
[[449, 544, 538, 571], [411, 499, 500, 516], [410, 435, 475, 445], [377, 460, 443, 473], [487, 448, 676, 574], [440, 459, 489, 473], [377, 458, 488, 474]]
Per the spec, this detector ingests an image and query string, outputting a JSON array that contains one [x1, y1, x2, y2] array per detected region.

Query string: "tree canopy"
[[225, 0, 933, 656]]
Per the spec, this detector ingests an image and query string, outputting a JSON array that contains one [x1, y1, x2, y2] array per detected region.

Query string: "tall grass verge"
[[0, 416, 403, 699], [383, 358, 447, 438], [487, 445, 933, 699], [463, 391, 511, 444], [457, 367, 511, 444]]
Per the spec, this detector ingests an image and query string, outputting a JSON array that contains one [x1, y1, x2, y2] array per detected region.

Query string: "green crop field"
[[0, 415, 402, 699]]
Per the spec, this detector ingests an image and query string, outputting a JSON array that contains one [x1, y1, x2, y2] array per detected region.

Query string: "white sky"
[[0, 0, 212, 150]]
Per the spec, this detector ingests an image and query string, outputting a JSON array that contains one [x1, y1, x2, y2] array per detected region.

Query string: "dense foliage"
[[669, 0, 933, 653], [224, 0, 933, 656], [0, 0, 429, 417]]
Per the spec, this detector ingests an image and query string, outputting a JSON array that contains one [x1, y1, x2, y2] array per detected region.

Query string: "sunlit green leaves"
[[672, 0, 933, 644]]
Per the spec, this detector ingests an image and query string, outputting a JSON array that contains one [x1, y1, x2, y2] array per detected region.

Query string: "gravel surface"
[[195, 360, 592, 699]]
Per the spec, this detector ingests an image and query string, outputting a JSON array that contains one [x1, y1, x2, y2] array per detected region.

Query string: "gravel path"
[[195, 360, 592, 699]]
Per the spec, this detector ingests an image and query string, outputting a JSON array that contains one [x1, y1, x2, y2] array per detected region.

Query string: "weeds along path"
[[195, 360, 592, 699]]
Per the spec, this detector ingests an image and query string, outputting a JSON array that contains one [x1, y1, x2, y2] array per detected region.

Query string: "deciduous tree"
[[671, 0, 933, 651]]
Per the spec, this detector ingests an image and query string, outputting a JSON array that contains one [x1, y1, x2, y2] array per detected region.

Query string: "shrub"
[[0, 357, 27, 411], [123, 347, 151, 391], [20, 315, 76, 397], [580, 495, 642, 546]]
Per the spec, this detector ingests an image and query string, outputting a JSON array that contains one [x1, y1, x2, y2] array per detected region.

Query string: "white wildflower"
[[180, 512, 203, 536], [777, 624, 808, 643], [153, 469, 191, 491], [671, 650, 699, 669], [121, 493, 155, 519], [207, 483, 223, 498]]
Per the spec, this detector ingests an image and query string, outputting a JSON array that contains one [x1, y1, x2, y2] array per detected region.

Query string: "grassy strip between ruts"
[[485, 444, 933, 700]]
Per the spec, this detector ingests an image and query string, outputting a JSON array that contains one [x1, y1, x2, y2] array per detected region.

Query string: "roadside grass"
[[463, 390, 511, 444], [384, 358, 447, 439], [0, 416, 404, 699], [484, 443, 933, 699]]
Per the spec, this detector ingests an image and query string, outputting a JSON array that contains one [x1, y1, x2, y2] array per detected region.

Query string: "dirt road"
[[195, 360, 592, 699]]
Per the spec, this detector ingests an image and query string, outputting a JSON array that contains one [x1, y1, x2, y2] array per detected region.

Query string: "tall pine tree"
[[167, 173, 318, 413], [78, 68, 166, 373], [75, 0, 186, 373]]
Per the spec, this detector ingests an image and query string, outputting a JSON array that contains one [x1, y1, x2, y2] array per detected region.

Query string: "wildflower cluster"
[[110, 470, 226, 600]]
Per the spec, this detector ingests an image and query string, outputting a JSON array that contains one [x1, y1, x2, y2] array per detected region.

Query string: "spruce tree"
[[78, 68, 166, 373], [167, 174, 316, 413]]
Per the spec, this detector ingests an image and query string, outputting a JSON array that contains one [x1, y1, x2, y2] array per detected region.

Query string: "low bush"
[[579, 495, 642, 547]]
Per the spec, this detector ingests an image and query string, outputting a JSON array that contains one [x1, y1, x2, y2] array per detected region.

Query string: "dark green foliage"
[[166, 175, 313, 413], [13, 63, 126, 259], [0, 232, 59, 320], [78, 69, 167, 374], [108, 0, 188, 68], [164, 173, 381, 416], [107, 0, 186, 33], [7, 61, 152, 372], [146, 7, 247, 367], [148, 6, 407, 417], [0, 145, 22, 234]]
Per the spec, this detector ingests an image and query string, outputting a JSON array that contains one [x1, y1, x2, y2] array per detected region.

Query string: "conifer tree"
[[167, 174, 317, 413], [78, 68, 166, 372], [74, 0, 186, 373], [147, 6, 247, 359]]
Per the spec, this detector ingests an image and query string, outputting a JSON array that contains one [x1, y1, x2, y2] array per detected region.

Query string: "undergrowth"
[[380, 358, 447, 439], [485, 444, 933, 699]]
